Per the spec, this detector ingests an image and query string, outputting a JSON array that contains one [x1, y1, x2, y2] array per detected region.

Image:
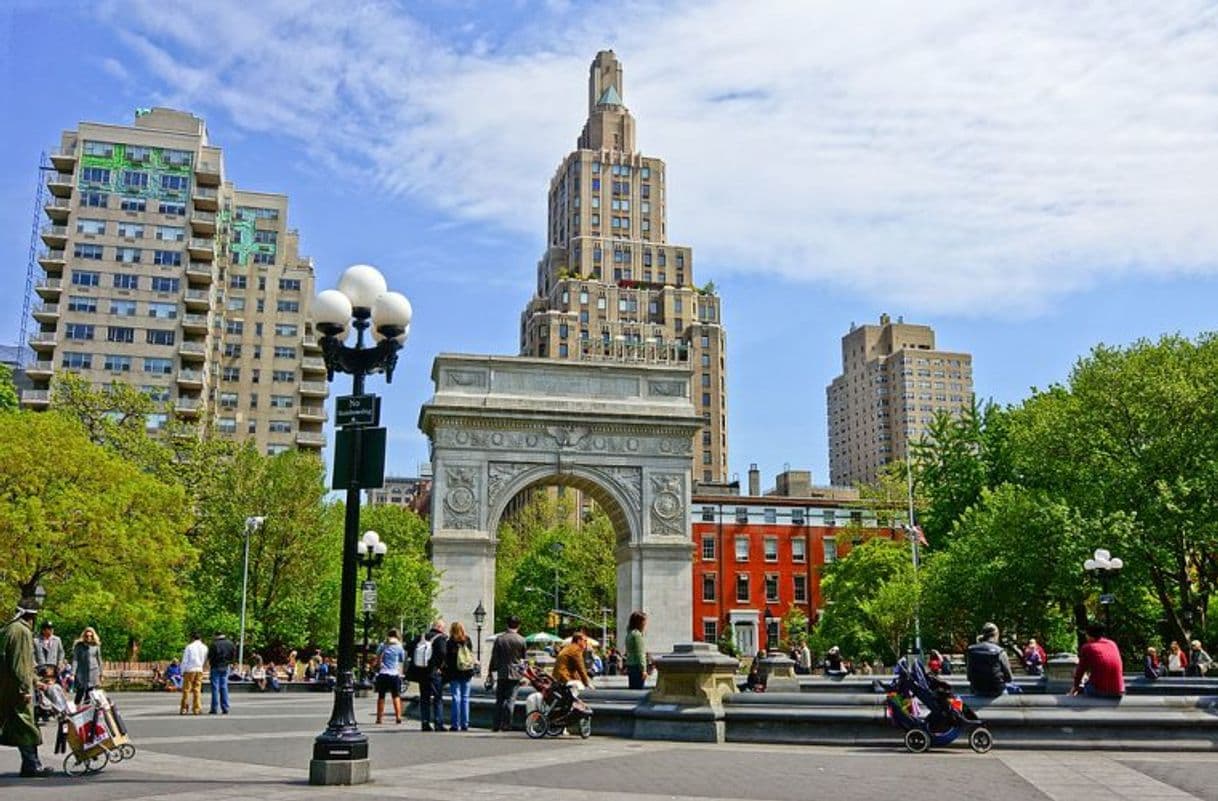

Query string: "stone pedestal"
[[309, 758, 370, 786], [635, 642, 738, 743], [758, 653, 800, 692], [1046, 654, 1079, 694]]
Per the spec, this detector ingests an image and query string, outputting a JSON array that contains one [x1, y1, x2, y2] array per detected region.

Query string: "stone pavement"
[[2, 693, 1217, 800]]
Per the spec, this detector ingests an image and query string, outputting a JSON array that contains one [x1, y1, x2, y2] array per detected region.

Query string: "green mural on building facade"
[[78, 142, 192, 202]]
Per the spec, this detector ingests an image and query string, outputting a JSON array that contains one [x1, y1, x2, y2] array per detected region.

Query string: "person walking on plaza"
[[1186, 640, 1212, 677], [625, 611, 648, 690], [374, 629, 406, 725], [966, 622, 1013, 697], [1, 598, 54, 778], [444, 621, 477, 732], [1166, 640, 1188, 677], [207, 631, 236, 714], [32, 621, 64, 678], [411, 619, 448, 731], [1071, 622, 1124, 699], [180, 631, 207, 715], [71, 627, 102, 706], [488, 616, 527, 732]]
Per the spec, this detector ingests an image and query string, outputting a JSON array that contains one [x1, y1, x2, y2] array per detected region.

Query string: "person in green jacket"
[[1, 597, 54, 777], [625, 610, 648, 690]]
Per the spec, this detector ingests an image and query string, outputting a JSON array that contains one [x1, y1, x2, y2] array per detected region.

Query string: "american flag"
[[906, 523, 928, 547]]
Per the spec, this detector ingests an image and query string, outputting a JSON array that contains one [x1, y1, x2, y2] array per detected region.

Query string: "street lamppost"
[[33, 583, 47, 607], [356, 530, 387, 688], [310, 264, 412, 785], [550, 541, 564, 635], [237, 516, 265, 673], [763, 605, 775, 654], [1084, 548, 1124, 632], [473, 601, 487, 663]]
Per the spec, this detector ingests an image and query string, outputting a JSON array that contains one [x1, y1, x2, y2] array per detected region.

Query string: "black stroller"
[[882, 658, 992, 753]]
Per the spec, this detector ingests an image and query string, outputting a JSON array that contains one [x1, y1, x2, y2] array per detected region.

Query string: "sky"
[[1, 0, 1216, 486]]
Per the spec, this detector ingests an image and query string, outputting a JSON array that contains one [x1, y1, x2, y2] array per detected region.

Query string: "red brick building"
[[691, 470, 903, 655]]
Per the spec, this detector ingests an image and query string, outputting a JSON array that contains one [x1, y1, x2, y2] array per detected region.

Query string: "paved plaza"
[[2, 693, 1217, 800]]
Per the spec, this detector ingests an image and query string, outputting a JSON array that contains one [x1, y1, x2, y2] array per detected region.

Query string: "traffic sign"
[[336, 394, 381, 427], [331, 426, 387, 490]]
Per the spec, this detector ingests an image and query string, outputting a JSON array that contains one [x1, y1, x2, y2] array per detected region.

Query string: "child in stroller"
[[882, 658, 993, 753]]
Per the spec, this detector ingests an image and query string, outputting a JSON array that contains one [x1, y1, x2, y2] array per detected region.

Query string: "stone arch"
[[485, 463, 640, 549]]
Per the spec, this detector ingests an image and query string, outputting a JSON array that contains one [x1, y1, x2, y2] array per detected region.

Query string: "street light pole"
[[473, 601, 487, 663], [356, 531, 387, 688], [551, 541, 564, 636], [310, 265, 412, 786], [237, 516, 264, 673], [1084, 548, 1124, 633]]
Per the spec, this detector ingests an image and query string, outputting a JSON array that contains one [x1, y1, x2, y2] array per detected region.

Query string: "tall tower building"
[[520, 51, 729, 482], [24, 108, 327, 454], [827, 314, 974, 485]]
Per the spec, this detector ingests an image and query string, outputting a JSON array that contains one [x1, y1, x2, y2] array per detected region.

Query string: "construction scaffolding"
[[17, 152, 49, 364]]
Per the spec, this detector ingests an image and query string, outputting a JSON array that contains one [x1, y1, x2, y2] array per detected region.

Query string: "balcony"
[[25, 361, 54, 379], [298, 405, 327, 422], [34, 277, 62, 298], [301, 356, 326, 373], [46, 172, 74, 197], [185, 262, 213, 283], [176, 369, 204, 388], [191, 185, 219, 210], [296, 431, 326, 447], [187, 237, 214, 261], [32, 303, 59, 323], [181, 313, 209, 332], [178, 341, 207, 360], [49, 146, 77, 171], [40, 224, 68, 248], [38, 249, 66, 270], [300, 381, 328, 397], [183, 289, 211, 310], [194, 160, 221, 186], [302, 334, 322, 352], [28, 332, 57, 351], [20, 389, 51, 408], [190, 210, 216, 235], [44, 197, 71, 222], [174, 397, 203, 416]]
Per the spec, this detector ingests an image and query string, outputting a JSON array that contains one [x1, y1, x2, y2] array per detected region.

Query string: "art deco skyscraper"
[[24, 108, 327, 454], [520, 51, 729, 482]]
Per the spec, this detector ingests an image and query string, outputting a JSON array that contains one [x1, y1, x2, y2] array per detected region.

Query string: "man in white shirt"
[[179, 632, 208, 715]]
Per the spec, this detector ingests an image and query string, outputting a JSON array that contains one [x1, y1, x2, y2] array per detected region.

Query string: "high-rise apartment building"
[[519, 51, 729, 482], [24, 108, 327, 454], [827, 314, 974, 485]]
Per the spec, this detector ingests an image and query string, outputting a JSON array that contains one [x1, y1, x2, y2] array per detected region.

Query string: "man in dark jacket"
[[487, 616, 527, 732], [414, 620, 447, 731], [966, 622, 1013, 697], [1, 598, 54, 777], [207, 632, 237, 715]]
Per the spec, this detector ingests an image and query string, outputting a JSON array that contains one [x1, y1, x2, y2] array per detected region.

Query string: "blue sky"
[[2, 1, 1216, 486]]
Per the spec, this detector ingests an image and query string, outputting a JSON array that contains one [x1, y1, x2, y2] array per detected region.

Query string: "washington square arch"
[[418, 354, 702, 652]]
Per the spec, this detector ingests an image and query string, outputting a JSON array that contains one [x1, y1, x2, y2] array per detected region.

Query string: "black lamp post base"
[[309, 737, 370, 786]]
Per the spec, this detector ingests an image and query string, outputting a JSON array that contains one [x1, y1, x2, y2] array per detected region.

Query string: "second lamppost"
[[1084, 548, 1124, 632], [473, 601, 487, 663], [309, 264, 411, 786], [356, 530, 388, 688]]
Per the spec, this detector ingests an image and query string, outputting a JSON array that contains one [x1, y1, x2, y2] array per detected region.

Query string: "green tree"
[[50, 373, 173, 473], [0, 364, 17, 411], [780, 606, 810, 650], [812, 537, 915, 661], [355, 504, 438, 639]]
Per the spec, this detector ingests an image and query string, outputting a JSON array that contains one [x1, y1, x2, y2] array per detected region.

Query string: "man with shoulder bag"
[[487, 616, 527, 732]]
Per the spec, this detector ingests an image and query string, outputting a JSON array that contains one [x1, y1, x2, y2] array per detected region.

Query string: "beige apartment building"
[[519, 51, 729, 482], [24, 108, 327, 454], [827, 314, 974, 486]]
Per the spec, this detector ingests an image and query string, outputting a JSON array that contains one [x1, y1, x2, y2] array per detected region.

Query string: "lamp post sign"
[[361, 581, 377, 613], [336, 394, 381, 427]]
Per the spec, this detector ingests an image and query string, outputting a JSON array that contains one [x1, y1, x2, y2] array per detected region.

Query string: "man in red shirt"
[[1071, 622, 1125, 699]]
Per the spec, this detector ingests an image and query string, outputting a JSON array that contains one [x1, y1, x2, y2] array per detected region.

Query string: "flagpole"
[[906, 458, 923, 661]]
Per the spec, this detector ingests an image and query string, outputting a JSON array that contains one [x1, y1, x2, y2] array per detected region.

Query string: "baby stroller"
[[43, 685, 136, 776], [520, 663, 592, 739], [882, 658, 992, 753]]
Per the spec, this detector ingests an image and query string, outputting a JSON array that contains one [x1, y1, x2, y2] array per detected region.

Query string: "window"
[[76, 218, 106, 235], [253, 252, 274, 265], [83, 141, 113, 157], [273, 346, 296, 359], [116, 247, 141, 263], [793, 575, 808, 603], [144, 357, 173, 375], [81, 191, 108, 208], [227, 298, 246, 312], [764, 537, 778, 562], [269, 420, 293, 433], [65, 323, 94, 340], [103, 354, 132, 372], [222, 367, 241, 382], [702, 620, 718, 643], [147, 302, 177, 319], [159, 201, 186, 216], [735, 575, 750, 603], [702, 574, 716, 601], [120, 198, 145, 212], [145, 413, 168, 432], [276, 300, 299, 313], [701, 506, 715, 522], [278, 278, 301, 291], [126, 146, 150, 163], [153, 250, 182, 266], [764, 508, 777, 524], [270, 395, 294, 409], [735, 536, 749, 561], [121, 170, 148, 189], [792, 538, 806, 563], [160, 174, 189, 191], [272, 370, 295, 382], [156, 226, 185, 241], [765, 574, 779, 602], [230, 275, 247, 289], [274, 322, 298, 337], [223, 343, 242, 357], [61, 352, 91, 369], [219, 392, 239, 409], [74, 243, 103, 260], [217, 418, 237, 434], [254, 230, 278, 244], [107, 326, 135, 343], [767, 619, 780, 649], [113, 273, 139, 289], [824, 538, 837, 563], [146, 329, 175, 346], [67, 295, 97, 313], [163, 149, 191, 167], [81, 167, 110, 184], [150, 276, 179, 293], [225, 320, 244, 335], [702, 535, 716, 560], [792, 508, 805, 526], [735, 507, 748, 524]]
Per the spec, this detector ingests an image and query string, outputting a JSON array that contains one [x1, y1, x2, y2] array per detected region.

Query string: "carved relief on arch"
[[649, 472, 685, 537], [486, 461, 535, 518], [442, 466, 481, 530]]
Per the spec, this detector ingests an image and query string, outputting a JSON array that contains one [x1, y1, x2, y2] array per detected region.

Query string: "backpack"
[[412, 635, 433, 669], [456, 642, 475, 672]]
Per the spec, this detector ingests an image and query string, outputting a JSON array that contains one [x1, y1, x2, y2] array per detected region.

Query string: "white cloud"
[[100, 0, 1218, 314]]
